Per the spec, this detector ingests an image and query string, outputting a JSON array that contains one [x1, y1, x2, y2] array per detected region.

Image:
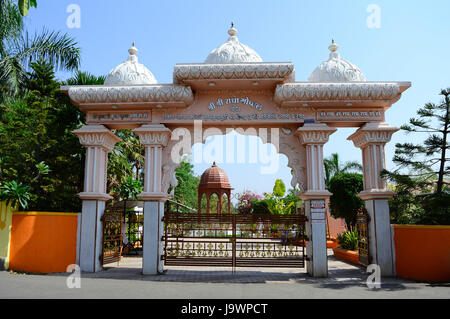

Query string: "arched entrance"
[[63, 27, 410, 277]]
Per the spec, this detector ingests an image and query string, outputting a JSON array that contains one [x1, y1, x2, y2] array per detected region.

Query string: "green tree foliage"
[[336, 230, 358, 250], [328, 172, 364, 230], [108, 130, 144, 198], [0, 0, 80, 96], [324, 153, 362, 190], [383, 89, 450, 225], [18, 0, 37, 17], [173, 156, 200, 210], [63, 71, 106, 86], [0, 59, 85, 211], [264, 180, 296, 215]]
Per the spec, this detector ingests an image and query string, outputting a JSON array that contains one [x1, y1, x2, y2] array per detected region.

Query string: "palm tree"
[[324, 153, 363, 189], [63, 71, 106, 86], [0, 0, 80, 96]]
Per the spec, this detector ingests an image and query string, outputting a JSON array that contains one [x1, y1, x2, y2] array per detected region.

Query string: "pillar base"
[[364, 198, 396, 277], [78, 199, 106, 272], [303, 198, 328, 278], [142, 201, 165, 275]]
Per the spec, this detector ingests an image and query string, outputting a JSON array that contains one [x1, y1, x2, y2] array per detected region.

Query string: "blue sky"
[[25, 0, 450, 197]]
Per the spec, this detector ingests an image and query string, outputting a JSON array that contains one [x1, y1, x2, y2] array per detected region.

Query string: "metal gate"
[[356, 207, 370, 266], [101, 211, 123, 265], [163, 212, 307, 268]]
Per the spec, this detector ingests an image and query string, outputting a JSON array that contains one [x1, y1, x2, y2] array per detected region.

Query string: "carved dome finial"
[[204, 24, 262, 64], [328, 39, 339, 53], [228, 22, 238, 37]]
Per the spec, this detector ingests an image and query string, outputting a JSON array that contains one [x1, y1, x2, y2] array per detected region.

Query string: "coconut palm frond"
[[63, 71, 106, 86], [0, 54, 27, 95], [12, 29, 81, 72], [342, 161, 363, 172], [0, 0, 23, 53]]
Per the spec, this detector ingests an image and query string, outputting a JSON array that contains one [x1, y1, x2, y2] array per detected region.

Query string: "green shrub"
[[336, 230, 358, 250], [250, 198, 271, 214]]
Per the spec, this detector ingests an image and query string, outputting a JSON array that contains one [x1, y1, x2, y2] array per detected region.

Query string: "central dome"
[[199, 162, 233, 189], [205, 24, 263, 64]]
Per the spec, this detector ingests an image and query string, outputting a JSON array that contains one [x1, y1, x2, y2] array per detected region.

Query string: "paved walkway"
[[0, 251, 449, 299]]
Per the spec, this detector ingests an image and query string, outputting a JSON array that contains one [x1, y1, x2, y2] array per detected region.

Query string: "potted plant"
[[332, 230, 360, 265], [0, 181, 30, 210]]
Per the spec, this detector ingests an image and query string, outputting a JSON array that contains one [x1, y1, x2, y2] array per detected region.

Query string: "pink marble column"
[[347, 122, 399, 199], [72, 124, 121, 272], [133, 124, 172, 201], [73, 125, 121, 200], [133, 124, 172, 275], [348, 122, 399, 276], [296, 123, 336, 277]]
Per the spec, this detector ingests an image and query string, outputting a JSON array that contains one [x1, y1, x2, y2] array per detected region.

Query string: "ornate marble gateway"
[[64, 24, 411, 277]]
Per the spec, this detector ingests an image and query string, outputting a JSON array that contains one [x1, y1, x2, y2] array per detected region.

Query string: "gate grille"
[[101, 211, 123, 265], [356, 207, 370, 266], [163, 213, 307, 268]]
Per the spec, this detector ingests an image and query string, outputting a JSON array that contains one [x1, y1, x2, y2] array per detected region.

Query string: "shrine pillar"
[[296, 123, 336, 277], [133, 124, 171, 275], [73, 125, 121, 272], [348, 122, 399, 276]]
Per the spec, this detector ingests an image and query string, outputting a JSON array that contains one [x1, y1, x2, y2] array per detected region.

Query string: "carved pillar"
[[348, 122, 399, 276], [133, 124, 171, 275], [296, 123, 336, 277], [73, 125, 121, 272]]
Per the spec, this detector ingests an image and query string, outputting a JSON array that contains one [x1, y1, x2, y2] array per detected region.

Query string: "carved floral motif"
[[173, 63, 294, 82], [68, 85, 194, 105], [274, 82, 400, 103], [133, 124, 171, 147], [73, 125, 121, 151]]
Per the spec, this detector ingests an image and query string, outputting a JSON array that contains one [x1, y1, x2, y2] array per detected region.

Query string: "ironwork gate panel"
[[163, 212, 307, 268], [101, 212, 123, 265], [356, 207, 370, 266]]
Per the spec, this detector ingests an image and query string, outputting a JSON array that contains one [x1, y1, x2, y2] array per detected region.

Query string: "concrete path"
[[0, 252, 448, 299]]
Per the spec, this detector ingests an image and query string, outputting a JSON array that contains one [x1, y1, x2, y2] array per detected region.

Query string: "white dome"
[[205, 24, 262, 64], [308, 41, 366, 82], [104, 44, 157, 86]]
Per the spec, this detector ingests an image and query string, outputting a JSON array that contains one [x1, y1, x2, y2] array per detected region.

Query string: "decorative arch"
[[161, 125, 307, 197]]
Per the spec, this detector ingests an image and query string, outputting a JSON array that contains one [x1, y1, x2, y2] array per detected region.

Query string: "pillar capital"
[[73, 125, 119, 201], [295, 123, 337, 145], [347, 122, 399, 149], [133, 124, 171, 147], [73, 125, 121, 151]]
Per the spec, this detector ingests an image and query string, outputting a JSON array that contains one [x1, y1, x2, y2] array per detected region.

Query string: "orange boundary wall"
[[393, 224, 450, 282], [9, 212, 78, 273]]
